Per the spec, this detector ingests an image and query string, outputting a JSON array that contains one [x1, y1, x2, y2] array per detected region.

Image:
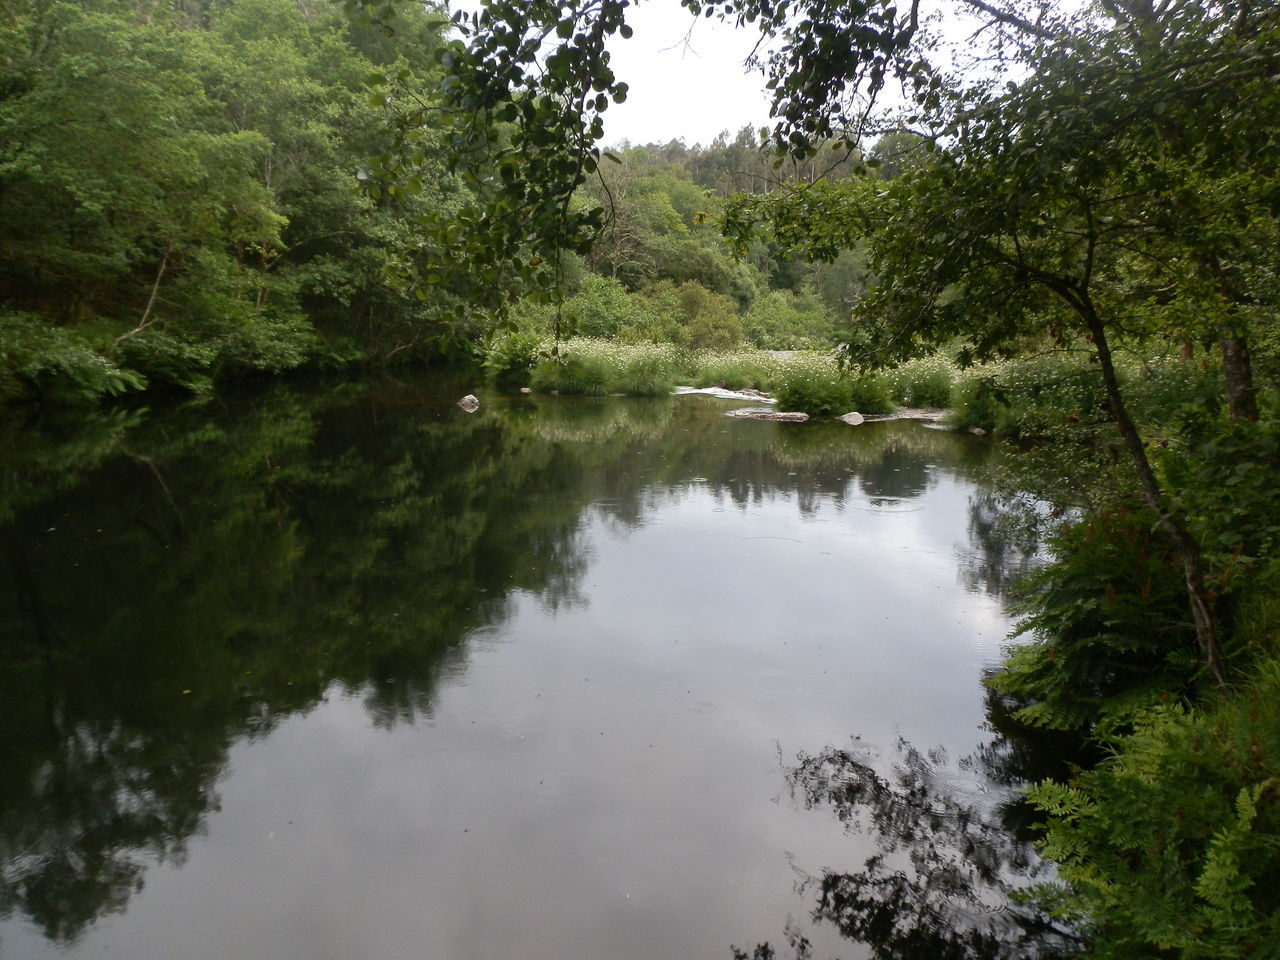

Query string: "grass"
[[489, 338, 905, 417], [488, 337, 1221, 430], [949, 351, 1224, 439], [524, 338, 684, 396]]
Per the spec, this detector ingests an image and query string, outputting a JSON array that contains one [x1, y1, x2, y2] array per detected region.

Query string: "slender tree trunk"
[[112, 242, 171, 351], [1080, 297, 1227, 686], [1219, 331, 1258, 422], [1204, 254, 1259, 421]]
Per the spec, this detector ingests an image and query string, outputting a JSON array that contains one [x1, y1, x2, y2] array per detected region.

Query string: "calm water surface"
[[0, 379, 1069, 959]]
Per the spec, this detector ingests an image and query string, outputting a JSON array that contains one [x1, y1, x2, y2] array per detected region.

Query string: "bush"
[[948, 350, 1227, 439], [527, 338, 682, 397], [530, 353, 610, 396], [483, 329, 543, 386], [1029, 658, 1280, 959], [950, 372, 1008, 431], [991, 506, 1199, 735], [743, 289, 839, 350], [0, 313, 147, 404], [772, 353, 892, 417], [690, 350, 779, 390], [885, 355, 955, 407], [562, 275, 655, 339]]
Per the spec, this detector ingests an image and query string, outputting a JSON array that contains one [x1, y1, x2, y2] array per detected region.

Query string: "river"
[[0, 376, 1073, 959]]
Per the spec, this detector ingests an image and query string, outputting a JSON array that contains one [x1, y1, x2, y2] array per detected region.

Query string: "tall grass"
[[771, 353, 893, 416], [884, 356, 956, 408], [524, 338, 685, 396], [489, 338, 903, 416], [950, 351, 1224, 438]]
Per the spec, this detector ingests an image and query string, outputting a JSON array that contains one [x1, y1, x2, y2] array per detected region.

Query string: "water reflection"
[[1, 381, 1047, 956], [959, 493, 1044, 601], [738, 728, 1082, 960]]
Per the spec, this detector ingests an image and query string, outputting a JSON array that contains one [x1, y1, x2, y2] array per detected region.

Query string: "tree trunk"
[[1080, 297, 1227, 686], [1219, 331, 1258, 422]]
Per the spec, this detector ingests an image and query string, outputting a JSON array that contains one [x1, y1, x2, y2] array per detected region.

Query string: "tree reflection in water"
[[1, 384, 1044, 953], [737, 728, 1083, 960]]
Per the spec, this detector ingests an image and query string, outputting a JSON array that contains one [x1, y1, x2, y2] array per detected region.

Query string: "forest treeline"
[[0, 0, 883, 403], [1, 0, 462, 401]]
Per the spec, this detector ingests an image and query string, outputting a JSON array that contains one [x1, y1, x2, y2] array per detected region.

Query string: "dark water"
[[0, 378, 1073, 960]]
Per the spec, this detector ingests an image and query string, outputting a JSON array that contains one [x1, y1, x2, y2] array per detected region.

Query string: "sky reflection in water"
[[0, 384, 1062, 960]]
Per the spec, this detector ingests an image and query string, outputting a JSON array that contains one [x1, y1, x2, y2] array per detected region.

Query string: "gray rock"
[[838, 411, 865, 426], [725, 407, 809, 422], [673, 386, 778, 404], [457, 394, 480, 413]]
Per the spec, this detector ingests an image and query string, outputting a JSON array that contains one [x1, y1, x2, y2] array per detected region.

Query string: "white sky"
[[600, 5, 775, 147], [447, 0, 776, 148], [447, 0, 1009, 149]]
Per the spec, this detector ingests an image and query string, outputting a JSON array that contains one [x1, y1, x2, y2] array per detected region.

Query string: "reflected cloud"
[[0, 383, 1034, 950]]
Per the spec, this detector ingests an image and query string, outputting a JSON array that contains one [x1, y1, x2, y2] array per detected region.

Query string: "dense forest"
[[4, 0, 1280, 956], [0, 0, 879, 402]]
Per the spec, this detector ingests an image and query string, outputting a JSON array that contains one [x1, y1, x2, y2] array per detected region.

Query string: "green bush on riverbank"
[[993, 415, 1280, 959], [950, 352, 1223, 439]]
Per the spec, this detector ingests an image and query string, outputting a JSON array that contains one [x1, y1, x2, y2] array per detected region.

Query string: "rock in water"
[[457, 394, 480, 413], [725, 407, 809, 422], [838, 411, 865, 426]]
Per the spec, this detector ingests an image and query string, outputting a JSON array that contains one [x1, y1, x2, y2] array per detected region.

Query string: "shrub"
[[990, 506, 1199, 735], [601, 341, 682, 396], [562, 274, 654, 339], [0, 312, 147, 404], [530, 353, 610, 395], [527, 338, 682, 396], [743, 289, 839, 350], [947, 349, 1227, 439], [691, 350, 779, 390], [772, 353, 892, 417], [483, 329, 543, 386], [1028, 658, 1280, 959], [885, 355, 955, 408], [950, 371, 1008, 431], [1122, 353, 1224, 429]]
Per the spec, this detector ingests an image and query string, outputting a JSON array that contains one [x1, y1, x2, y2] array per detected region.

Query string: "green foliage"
[[949, 374, 1007, 433], [482, 330, 544, 386], [743, 289, 840, 350], [562, 274, 657, 339], [773, 354, 892, 417], [690, 350, 779, 391], [530, 354, 611, 396], [674, 282, 745, 351], [0, 313, 146, 404], [1027, 660, 1280, 958], [884, 355, 955, 408], [527, 338, 682, 397], [947, 352, 1225, 440], [0, 0, 461, 401], [992, 507, 1200, 736], [1164, 418, 1280, 572]]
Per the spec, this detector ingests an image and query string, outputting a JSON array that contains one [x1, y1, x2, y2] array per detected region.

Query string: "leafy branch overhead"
[[369, 0, 940, 319]]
